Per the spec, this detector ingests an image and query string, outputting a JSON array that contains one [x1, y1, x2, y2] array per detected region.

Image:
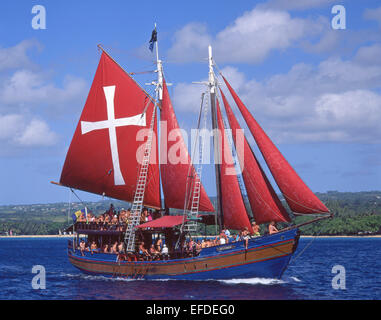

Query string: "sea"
[[0, 237, 380, 300]]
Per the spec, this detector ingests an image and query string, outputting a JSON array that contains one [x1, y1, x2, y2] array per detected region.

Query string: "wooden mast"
[[208, 45, 224, 233]]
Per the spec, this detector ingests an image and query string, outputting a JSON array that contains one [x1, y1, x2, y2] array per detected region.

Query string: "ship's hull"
[[68, 228, 300, 280]]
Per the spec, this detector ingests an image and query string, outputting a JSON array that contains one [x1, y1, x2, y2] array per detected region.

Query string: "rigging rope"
[[69, 188, 89, 212], [181, 91, 206, 229], [215, 83, 290, 224], [67, 189, 72, 225], [129, 70, 156, 75], [215, 69, 330, 217], [289, 225, 324, 265]]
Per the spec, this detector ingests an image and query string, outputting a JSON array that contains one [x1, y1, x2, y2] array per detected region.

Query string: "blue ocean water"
[[0, 237, 380, 300]]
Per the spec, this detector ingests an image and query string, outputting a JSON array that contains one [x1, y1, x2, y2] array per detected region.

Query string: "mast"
[[125, 24, 162, 252], [208, 45, 223, 233], [154, 23, 164, 102], [146, 23, 164, 210], [153, 23, 164, 210]]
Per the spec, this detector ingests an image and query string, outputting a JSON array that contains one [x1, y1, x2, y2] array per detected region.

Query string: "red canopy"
[[137, 215, 187, 229]]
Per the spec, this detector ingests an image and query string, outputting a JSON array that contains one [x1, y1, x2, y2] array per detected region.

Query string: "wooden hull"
[[68, 228, 300, 280]]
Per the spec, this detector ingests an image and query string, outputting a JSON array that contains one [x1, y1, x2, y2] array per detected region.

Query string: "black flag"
[[149, 28, 157, 52]]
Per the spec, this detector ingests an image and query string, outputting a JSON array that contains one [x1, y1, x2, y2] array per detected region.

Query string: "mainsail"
[[60, 51, 161, 209], [220, 89, 291, 224], [216, 100, 253, 232], [160, 79, 215, 212], [222, 76, 329, 215]]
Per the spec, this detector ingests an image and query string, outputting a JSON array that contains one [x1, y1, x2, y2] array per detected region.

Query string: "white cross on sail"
[[81, 85, 146, 185]]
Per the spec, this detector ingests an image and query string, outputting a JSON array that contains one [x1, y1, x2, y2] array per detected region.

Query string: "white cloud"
[[214, 9, 318, 63], [172, 82, 206, 112], [167, 23, 212, 63], [313, 90, 381, 139], [167, 3, 380, 65], [0, 114, 58, 148], [167, 7, 326, 64], [14, 118, 58, 147], [0, 39, 40, 72], [354, 44, 381, 65], [364, 6, 381, 25], [173, 44, 381, 143], [257, 0, 337, 11], [0, 114, 24, 140], [0, 39, 88, 154], [0, 70, 87, 114], [300, 23, 341, 54]]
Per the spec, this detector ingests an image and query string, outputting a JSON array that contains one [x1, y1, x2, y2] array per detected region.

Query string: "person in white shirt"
[[161, 244, 169, 260]]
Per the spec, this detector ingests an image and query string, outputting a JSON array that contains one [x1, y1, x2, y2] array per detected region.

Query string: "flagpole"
[[154, 23, 163, 101], [155, 23, 159, 65]]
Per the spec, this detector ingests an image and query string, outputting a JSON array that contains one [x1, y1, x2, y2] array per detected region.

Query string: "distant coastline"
[[300, 235, 381, 238], [2, 191, 381, 237], [0, 234, 74, 238]]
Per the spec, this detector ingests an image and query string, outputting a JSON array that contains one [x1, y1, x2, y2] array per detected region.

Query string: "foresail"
[[60, 51, 161, 209], [220, 89, 291, 224], [160, 79, 214, 212], [216, 100, 253, 232], [222, 76, 329, 214]]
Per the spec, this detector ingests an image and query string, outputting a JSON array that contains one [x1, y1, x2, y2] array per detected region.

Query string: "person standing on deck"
[[251, 221, 260, 237], [242, 228, 251, 249], [223, 226, 231, 240], [269, 221, 279, 234], [161, 244, 169, 260]]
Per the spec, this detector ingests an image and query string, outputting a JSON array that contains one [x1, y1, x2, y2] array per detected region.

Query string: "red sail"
[[160, 79, 214, 212], [220, 89, 290, 224], [60, 51, 161, 209], [216, 100, 253, 232], [222, 76, 329, 214]]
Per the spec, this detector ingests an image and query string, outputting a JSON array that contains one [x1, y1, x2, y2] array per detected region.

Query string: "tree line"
[[1, 191, 380, 236]]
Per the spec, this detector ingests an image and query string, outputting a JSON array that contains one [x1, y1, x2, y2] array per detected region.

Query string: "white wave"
[[62, 272, 149, 282], [61, 272, 298, 284], [0, 265, 25, 273], [289, 276, 302, 282], [219, 277, 285, 285]]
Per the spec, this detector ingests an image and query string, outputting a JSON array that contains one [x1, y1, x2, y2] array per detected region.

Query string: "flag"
[[72, 210, 82, 222], [149, 27, 157, 52]]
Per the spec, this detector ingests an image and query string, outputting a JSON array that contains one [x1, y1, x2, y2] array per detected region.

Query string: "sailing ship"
[[53, 26, 332, 280]]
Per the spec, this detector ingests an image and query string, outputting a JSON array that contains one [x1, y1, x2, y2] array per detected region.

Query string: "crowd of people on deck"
[[137, 240, 170, 261], [74, 204, 162, 232], [79, 239, 123, 255], [75, 203, 282, 260]]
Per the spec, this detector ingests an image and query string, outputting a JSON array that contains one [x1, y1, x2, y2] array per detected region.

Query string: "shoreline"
[[1, 234, 381, 239], [300, 235, 381, 238], [0, 235, 74, 238]]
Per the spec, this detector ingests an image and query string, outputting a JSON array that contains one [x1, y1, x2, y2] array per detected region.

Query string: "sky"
[[0, 0, 381, 205]]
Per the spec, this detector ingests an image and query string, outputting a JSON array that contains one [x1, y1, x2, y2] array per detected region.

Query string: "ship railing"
[[74, 221, 128, 232]]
